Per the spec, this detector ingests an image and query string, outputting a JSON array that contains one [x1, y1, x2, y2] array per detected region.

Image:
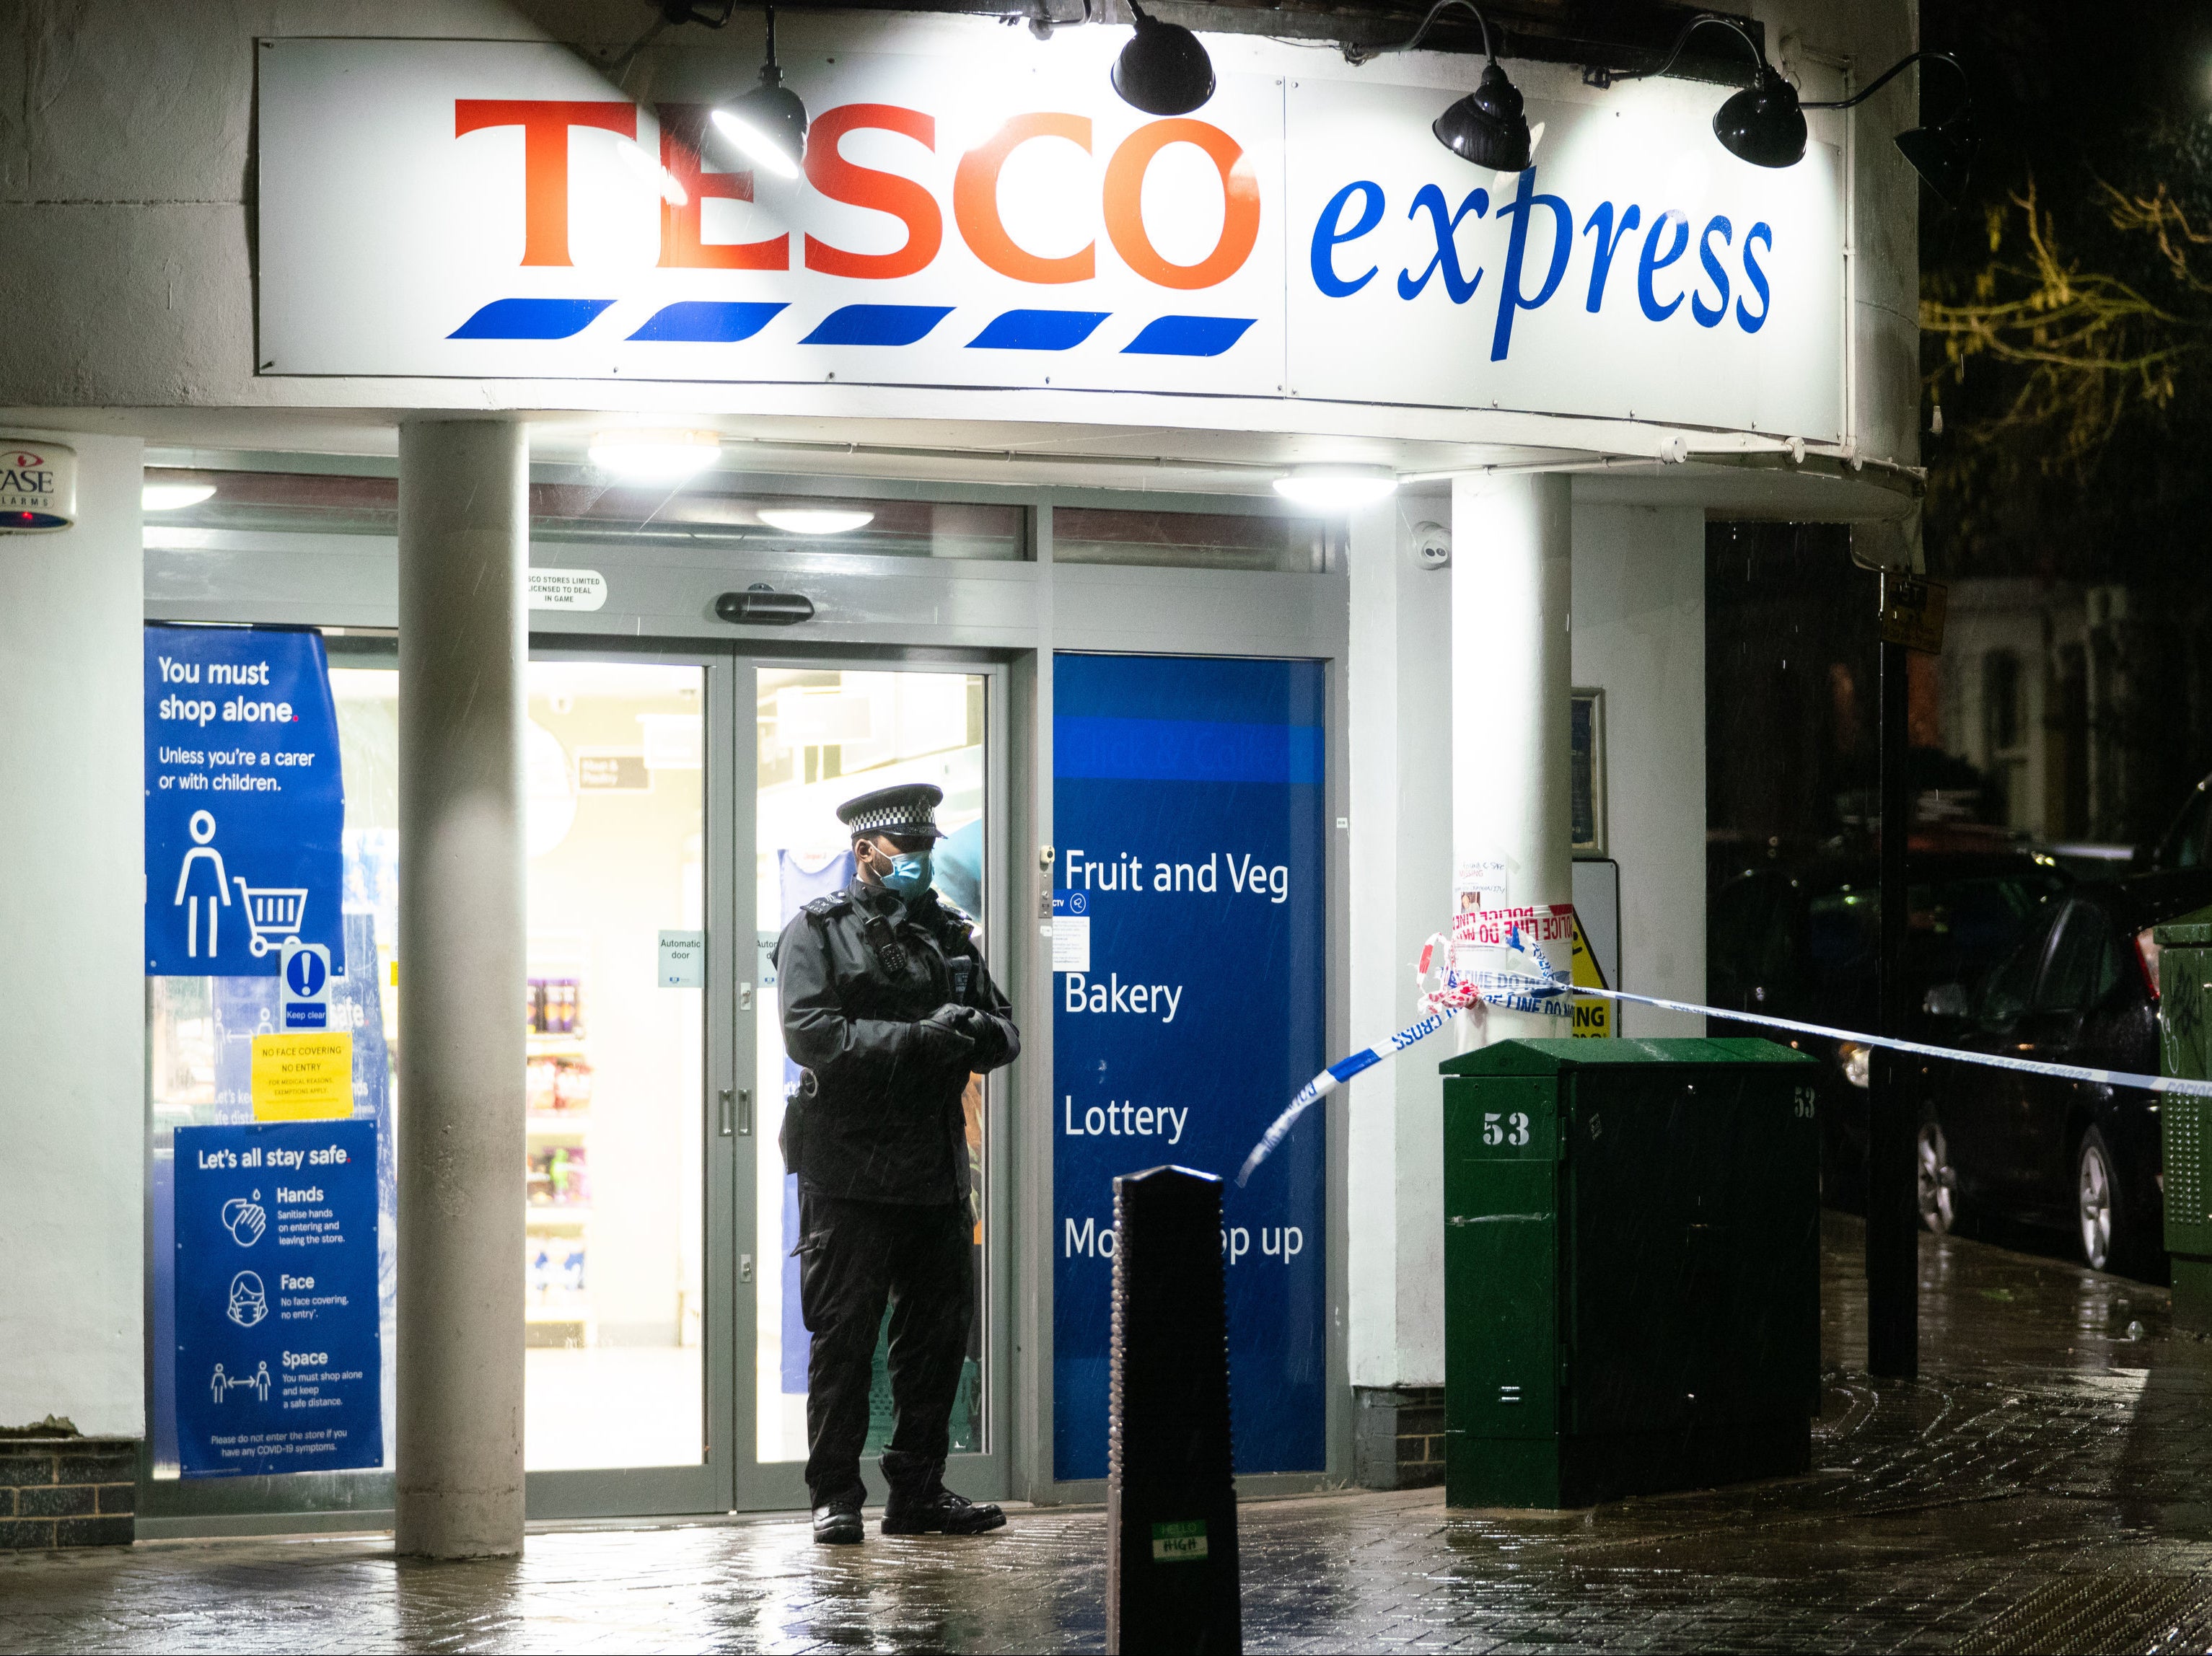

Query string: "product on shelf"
[[527, 977, 581, 1036], [525, 1144, 591, 1208]]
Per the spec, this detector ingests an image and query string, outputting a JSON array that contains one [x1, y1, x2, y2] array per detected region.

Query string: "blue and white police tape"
[[1234, 969, 2212, 1189], [1491, 974, 2212, 1101], [1234, 1009, 1457, 1187]]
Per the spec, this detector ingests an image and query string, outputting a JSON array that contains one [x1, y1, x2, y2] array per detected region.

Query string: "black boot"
[[879, 1452, 1006, 1536], [811, 1490, 864, 1545]]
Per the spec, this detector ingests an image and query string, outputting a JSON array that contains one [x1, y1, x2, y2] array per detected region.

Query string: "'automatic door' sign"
[[146, 625, 345, 977]]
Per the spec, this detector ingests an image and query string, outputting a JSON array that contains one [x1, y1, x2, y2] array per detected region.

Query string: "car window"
[[1910, 872, 2070, 987], [2166, 788, 2212, 869], [1708, 873, 1775, 1000], [1980, 920, 2053, 1023], [2035, 902, 2110, 1011], [1806, 889, 1875, 977]]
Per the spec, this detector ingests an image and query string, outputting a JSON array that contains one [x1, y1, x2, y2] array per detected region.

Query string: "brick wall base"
[[1352, 1386, 1445, 1491], [1, 1437, 137, 1549]]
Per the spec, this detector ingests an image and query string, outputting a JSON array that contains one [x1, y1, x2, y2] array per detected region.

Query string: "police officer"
[[774, 782, 1021, 1544]]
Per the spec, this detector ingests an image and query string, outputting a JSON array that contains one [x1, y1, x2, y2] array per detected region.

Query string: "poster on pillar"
[[1053, 653, 1326, 1481], [144, 625, 346, 977]]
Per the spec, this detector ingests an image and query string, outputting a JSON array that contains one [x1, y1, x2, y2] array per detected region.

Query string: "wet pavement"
[[6, 1212, 2211, 1653]]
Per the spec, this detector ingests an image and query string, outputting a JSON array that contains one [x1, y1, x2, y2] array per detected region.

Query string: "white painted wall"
[[1345, 493, 1452, 1389], [0, 431, 145, 1436], [1568, 501, 1706, 1036]]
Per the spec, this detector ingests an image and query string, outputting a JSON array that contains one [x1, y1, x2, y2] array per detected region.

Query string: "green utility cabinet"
[[2154, 907, 2212, 1331], [1439, 1038, 1822, 1509]]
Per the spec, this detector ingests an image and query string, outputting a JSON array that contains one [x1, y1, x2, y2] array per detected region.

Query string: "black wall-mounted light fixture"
[[716, 583, 816, 625], [1605, 14, 1975, 200], [1110, 1, 1216, 116], [1368, 0, 1531, 172], [1807, 51, 1976, 211], [1607, 14, 1806, 167], [710, 4, 809, 179]]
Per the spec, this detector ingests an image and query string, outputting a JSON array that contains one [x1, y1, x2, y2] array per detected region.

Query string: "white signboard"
[[257, 38, 1843, 439], [527, 568, 608, 612]]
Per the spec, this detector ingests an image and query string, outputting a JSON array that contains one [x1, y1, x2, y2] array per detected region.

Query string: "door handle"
[[740, 1253, 754, 1284], [737, 1088, 752, 1136], [719, 1088, 734, 1137], [739, 979, 754, 1012]]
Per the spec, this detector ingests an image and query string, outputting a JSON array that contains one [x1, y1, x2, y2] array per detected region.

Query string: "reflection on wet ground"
[[6, 1212, 2211, 1652]]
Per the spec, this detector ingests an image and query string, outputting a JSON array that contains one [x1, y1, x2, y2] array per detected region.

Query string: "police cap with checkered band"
[[836, 782, 946, 842]]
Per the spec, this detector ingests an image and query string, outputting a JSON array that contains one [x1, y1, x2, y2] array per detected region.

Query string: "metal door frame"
[[728, 647, 1016, 1514]]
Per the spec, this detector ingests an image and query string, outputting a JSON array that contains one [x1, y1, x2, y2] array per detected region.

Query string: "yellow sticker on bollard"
[[250, 1031, 354, 1119], [1570, 914, 1612, 1039]]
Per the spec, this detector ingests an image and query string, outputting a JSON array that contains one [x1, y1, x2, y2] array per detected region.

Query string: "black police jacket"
[[773, 881, 1020, 1205]]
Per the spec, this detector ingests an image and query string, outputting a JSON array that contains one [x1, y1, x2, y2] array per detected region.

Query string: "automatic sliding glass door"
[[522, 651, 735, 1519], [736, 661, 1007, 1509]]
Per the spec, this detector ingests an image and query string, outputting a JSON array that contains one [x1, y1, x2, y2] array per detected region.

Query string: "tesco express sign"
[[258, 38, 1843, 439]]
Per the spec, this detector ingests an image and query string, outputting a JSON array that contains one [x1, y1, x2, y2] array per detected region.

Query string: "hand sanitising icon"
[[221, 1194, 266, 1247]]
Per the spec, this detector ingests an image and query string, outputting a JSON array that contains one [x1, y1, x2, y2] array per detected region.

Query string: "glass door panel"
[[751, 668, 991, 1468], [522, 660, 707, 1473]]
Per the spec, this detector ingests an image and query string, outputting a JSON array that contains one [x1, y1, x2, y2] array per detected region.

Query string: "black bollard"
[[1107, 1165, 1242, 1656]]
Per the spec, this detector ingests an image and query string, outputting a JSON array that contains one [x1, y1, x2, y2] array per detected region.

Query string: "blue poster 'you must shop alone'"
[[146, 624, 345, 977], [172, 1119, 382, 1476]]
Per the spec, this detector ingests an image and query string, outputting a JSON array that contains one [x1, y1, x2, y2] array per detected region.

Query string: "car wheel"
[[2077, 1127, 2120, 1272], [1917, 1119, 1957, 1236]]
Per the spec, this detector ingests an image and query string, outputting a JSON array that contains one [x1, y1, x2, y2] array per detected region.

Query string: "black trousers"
[[797, 1192, 975, 1506]]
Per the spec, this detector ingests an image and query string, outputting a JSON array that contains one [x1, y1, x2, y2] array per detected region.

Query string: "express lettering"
[[1311, 170, 1777, 356], [456, 99, 1258, 291]]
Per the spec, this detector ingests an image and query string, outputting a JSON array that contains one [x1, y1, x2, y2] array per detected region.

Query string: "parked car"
[[1910, 868, 2212, 1274], [1708, 845, 2075, 1207], [2147, 770, 2212, 872]]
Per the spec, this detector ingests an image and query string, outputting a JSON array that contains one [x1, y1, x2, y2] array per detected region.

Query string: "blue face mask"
[[880, 850, 933, 896]]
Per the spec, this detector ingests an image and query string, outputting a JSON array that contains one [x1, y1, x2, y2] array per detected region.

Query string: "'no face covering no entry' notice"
[[173, 1119, 382, 1477]]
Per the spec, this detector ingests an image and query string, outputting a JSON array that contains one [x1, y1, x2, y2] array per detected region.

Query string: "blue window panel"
[[627, 300, 788, 343], [447, 298, 614, 340], [1120, 315, 1257, 357], [966, 309, 1111, 351], [798, 304, 954, 347]]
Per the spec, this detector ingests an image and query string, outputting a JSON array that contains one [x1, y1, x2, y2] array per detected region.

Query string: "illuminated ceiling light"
[[587, 429, 723, 480], [142, 480, 216, 512], [615, 137, 688, 206], [1110, 2, 1216, 117], [758, 508, 875, 535], [710, 4, 807, 180], [1272, 465, 1399, 510], [1805, 52, 1977, 211]]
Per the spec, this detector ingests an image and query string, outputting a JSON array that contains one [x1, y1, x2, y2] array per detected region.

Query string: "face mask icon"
[[227, 1270, 268, 1329], [221, 1195, 266, 1246]]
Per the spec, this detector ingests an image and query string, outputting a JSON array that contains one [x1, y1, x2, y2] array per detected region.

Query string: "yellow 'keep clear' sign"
[[250, 1031, 355, 1119], [1570, 913, 1612, 1039]]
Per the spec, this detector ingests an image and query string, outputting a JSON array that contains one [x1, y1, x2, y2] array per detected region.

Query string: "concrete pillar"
[[1451, 475, 1572, 1046], [395, 419, 528, 1558], [1346, 493, 1453, 1411]]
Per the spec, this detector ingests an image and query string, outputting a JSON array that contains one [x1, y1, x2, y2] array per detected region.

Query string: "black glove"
[[912, 1005, 978, 1067]]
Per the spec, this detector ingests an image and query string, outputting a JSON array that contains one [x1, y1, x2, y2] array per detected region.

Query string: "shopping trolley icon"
[[232, 878, 308, 957]]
